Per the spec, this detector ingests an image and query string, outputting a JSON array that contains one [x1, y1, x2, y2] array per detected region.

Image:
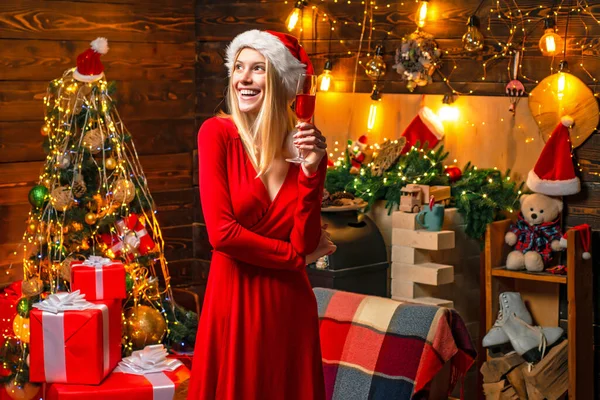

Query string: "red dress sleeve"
[[198, 118, 306, 271], [289, 156, 327, 255]]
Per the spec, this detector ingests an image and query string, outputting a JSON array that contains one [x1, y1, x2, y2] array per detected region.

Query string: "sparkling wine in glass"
[[286, 73, 317, 164]]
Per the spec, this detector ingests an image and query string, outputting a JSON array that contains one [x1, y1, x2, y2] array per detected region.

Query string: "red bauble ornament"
[[445, 165, 462, 182]]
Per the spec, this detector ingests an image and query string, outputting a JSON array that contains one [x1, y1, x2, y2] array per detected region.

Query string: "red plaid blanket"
[[314, 288, 476, 399]]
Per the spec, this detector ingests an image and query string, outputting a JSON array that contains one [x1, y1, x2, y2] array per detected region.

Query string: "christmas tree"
[[1, 38, 196, 397]]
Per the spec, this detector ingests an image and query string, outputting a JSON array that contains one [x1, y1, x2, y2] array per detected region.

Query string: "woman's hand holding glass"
[[293, 122, 327, 176]]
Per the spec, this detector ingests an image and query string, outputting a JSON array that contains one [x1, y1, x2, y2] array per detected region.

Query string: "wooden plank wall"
[[0, 1, 208, 295]]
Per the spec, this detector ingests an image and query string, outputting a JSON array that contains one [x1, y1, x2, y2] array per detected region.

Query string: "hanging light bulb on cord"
[[557, 60, 569, 101], [365, 45, 386, 81], [286, 0, 307, 32], [462, 15, 484, 52], [367, 86, 381, 131], [539, 15, 563, 57], [438, 94, 459, 122], [318, 60, 334, 92], [416, 0, 429, 28]]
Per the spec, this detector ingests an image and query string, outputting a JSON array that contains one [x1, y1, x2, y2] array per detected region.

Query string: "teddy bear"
[[504, 193, 564, 272]]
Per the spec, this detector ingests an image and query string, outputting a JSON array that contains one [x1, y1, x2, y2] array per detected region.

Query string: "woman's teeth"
[[240, 89, 259, 97]]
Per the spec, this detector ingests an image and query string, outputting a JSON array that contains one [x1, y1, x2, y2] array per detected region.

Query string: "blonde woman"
[[187, 30, 335, 400]]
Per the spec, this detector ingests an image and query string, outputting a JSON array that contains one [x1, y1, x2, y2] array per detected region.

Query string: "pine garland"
[[325, 144, 523, 242], [451, 163, 523, 241]]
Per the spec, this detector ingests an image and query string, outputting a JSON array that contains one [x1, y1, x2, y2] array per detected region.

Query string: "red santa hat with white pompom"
[[73, 37, 109, 83], [559, 223, 591, 260], [526, 115, 581, 196]]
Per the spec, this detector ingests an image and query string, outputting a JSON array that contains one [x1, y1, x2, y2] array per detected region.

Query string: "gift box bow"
[[114, 345, 182, 375], [114, 345, 183, 400], [81, 255, 112, 268], [32, 290, 94, 314]]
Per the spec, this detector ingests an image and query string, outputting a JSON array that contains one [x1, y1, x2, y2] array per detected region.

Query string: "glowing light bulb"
[[556, 60, 569, 101], [368, 104, 378, 130], [462, 15, 484, 52], [367, 87, 381, 131], [539, 16, 563, 57], [557, 72, 566, 100], [438, 94, 459, 121], [286, 1, 306, 32], [416, 0, 429, 28], [439, 105, 459, 121], [318, 60, 334, 92]]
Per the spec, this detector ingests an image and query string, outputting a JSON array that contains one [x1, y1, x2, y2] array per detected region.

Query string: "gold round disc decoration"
[[528, 72, 599, 148]]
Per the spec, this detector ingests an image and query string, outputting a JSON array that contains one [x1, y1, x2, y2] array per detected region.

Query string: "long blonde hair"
[[223, 49, 295, 177]]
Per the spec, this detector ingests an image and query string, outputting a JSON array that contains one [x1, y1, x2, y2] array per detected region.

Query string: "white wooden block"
[[391, 262, 454, 286], [392, 211, 418, 230], [392, 229, 455, 250], [391, 280, 426, 299], [391, 246, 430, 264], [392, 296, 454, 308]]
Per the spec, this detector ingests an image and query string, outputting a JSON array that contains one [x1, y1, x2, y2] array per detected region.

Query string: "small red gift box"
[[29, 293, 122, 385], [71, 256, 126, 301], [45, 359, 190, 399]]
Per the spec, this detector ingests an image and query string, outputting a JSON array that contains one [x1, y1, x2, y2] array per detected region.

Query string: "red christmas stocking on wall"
[[401, 106, 445, 153]]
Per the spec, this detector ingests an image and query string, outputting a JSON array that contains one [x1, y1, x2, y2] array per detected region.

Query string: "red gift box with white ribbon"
[[71, 256, 126, 301], [29, 291, 122, 385], [44, 345, 190, 400]]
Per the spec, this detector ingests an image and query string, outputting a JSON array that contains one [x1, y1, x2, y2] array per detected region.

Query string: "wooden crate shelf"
[[491, 267, 567, 284], [482, 219, 594, 398]]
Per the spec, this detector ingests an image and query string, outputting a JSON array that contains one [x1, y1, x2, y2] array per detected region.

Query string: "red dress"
[[188, 117, 327, 400]]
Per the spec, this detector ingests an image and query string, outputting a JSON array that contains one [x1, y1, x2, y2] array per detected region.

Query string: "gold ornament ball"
[[40, 125, 50, 137], [12, 315, 30, 343], [124, 305, 167, 350], [85, 212, 98, 225], [4, 380, 40, 400], [112, 178, 136, 204], [105, 157, 117, 170]]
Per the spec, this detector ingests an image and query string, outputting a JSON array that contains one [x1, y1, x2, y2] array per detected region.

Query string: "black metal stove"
[[306, 210, 389, 297]]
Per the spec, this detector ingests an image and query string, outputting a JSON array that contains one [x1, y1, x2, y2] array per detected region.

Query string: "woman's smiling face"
[[232, 48, 267, 115]]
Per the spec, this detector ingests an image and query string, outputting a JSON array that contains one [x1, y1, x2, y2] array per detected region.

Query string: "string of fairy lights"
[[283, 0, 600, 95], [282, 0, 600, 170]]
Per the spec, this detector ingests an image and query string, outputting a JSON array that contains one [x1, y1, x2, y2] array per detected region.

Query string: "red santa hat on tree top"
[[526, 115, 580, 196], [225, 30, 313, 101], [400, 106, 445, 154], [73, 37, 109, 83]]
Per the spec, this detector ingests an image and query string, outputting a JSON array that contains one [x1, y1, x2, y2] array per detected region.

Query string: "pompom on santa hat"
[[73, 37, 109, 83], [400, 107, 445, 154], [526, 115, 580, 196], [225, 30, 313, 100]]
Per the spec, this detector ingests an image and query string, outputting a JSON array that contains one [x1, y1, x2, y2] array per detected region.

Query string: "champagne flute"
[[286, 73, 317, 164]]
